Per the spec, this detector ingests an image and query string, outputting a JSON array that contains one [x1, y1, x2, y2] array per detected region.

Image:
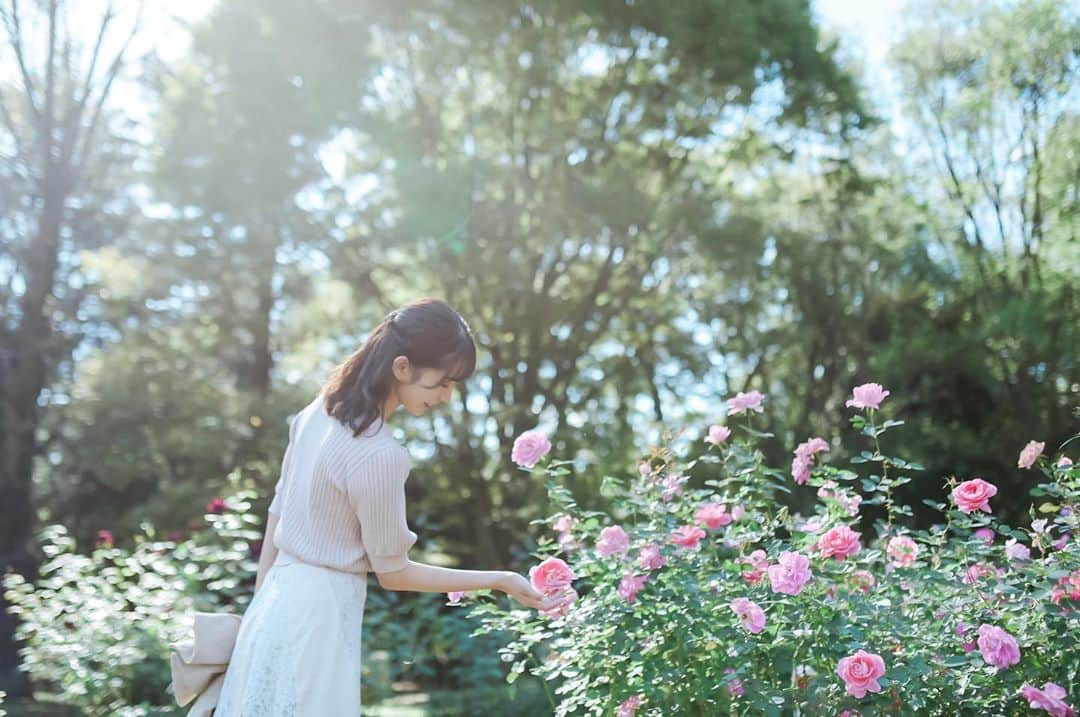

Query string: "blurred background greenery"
[[1, 0, 1077, 712]]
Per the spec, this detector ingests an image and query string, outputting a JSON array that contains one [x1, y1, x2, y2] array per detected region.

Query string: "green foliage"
[[474, 409, 1080, 715], [3, 480, 533, 715]]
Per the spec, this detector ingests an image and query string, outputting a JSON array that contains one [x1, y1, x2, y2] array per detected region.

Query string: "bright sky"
[[3, 0, 908, 128]]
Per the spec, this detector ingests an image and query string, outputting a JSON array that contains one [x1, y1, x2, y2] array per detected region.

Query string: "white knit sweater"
[[268, 392, 417, 574]]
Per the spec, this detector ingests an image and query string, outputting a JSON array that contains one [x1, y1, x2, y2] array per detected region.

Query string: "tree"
[[323, 0, 865, 567], [0, 0, 144, 694]]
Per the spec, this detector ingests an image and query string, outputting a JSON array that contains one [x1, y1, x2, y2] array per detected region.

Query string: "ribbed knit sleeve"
[[344, 443, 418, 574], [268, 412, 299, 516]]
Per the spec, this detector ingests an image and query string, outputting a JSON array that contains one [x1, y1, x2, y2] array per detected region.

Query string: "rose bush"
[[466, 386, 1079, 716]]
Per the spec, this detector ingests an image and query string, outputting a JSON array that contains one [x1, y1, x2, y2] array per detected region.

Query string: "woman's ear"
[[391, 355, 413, 382]]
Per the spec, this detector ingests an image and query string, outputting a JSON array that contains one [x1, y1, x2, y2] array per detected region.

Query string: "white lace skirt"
[[213, 550, 368, 716]]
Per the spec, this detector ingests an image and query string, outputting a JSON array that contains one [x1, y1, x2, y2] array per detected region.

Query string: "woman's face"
[[392, 357, 457, 416]]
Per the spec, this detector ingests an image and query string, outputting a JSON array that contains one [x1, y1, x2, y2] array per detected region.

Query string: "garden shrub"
[[467, 385, 1079, 716]]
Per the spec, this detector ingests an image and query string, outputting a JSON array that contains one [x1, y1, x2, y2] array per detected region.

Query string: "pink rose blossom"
[[552, 514, 576, 533], [95, 530, 114, 549], [724, 668, 744, 697], [511, 429, 551, 468], [731, 504, 745, 520], [977, 624, 1020, 669], [974, 527, 995, 545], [638, 462, 652, 477], [845, 383, 890, 410], [1058, 456, 1074, 469], [695, 502, 733, 529], [618, 573, 649, 603], [1005, 539, 1031, 561], [206, 496, 226, 514], [791, 437, 830, 484], [727, 390, 765, 415], [638, 544, 668, 571], [705, 424, 732, 445], [529, 556, 575, 595], [597, 525, 630, 557], [738, 550, 769, 585], [670, 525, 707, 549], [951, 478, 998, 514], [617, 694, 643, 717], [767, 551, 812, 596], [1018, 440, 1045, 469], [849, 570, 875, 593], [838, 492, 862, 517], [446, 591, 466, 604], [1050, 570, 1080, 606], [1020, 682, 1077, 717], [730, 597, 766, 634], [817, 525, 862, 560], [661, 473, 687, 502], [962, 562, 994, 585], [836, 650, 886, 698], [886, 536, 919, 567]]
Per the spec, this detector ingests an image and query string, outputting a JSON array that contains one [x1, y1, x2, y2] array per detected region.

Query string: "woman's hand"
[[495, 571, 560, 611]]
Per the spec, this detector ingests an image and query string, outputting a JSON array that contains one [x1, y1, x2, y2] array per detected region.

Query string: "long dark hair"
[[321, 297, 477, 437]]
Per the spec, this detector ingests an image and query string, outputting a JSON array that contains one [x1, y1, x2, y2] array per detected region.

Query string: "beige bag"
[[169, 612, 242, 717]]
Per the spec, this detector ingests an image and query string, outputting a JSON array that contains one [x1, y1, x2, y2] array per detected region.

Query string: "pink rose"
[[95, 530, 114, 549], [738, 550, 769, 585], [206, 496, 226, 514], [727, 390, 765, 415], [705, 425, 731, 445], [724, 668, 745, 697], [552, 514, 576, 533], [661, 473, 687, 502], [817, 525, 862, 560], [1018, 440, 1045, 469], [976, 624, 1020, 669], [670, 525, 707, 549], [730, 597, 766, 634], [511, 429, 551, 468], [1051, 570, 1080, 605], [731, 504, 745, 520], [962, 562, 993, 585], [792, 437, 830, 484], [695, 503, 733, 529], [849, 570, 875, 593], [951, 478, 998, 514], [1020, 682, 1077, 717], [617, 694, 644, 717], [1058, 456, 1074, 469], [618, 573, 648, 603], [886, 536, 919, 567], [767, 551, 812, 596], [597, 525, 630, 557], [836, 650, 886, 698], [638, 543, 668, 571], [447, 591, 466, 605], [529, 556, 575, 595], [974, 527, 995, 545], [637, 462, 651, 477], [845, 382, 890, 410], [1005, 539, 1031, 561]]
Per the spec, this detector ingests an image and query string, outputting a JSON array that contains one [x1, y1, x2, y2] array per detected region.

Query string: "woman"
[[214, 297, 557, 716]]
